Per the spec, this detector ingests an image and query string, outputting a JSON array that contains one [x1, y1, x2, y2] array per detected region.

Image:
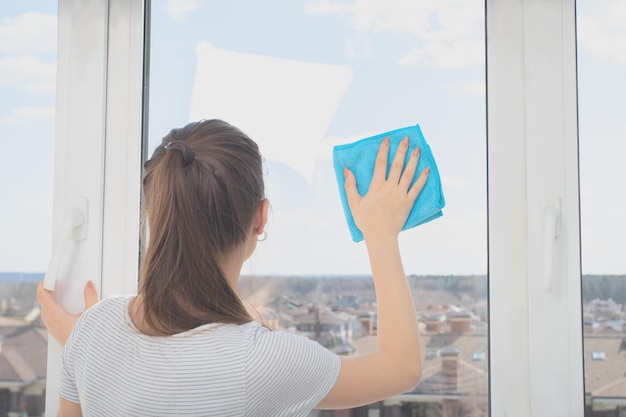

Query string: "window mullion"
[[100, 0, 145, 298], [487, 0, 584, 415]]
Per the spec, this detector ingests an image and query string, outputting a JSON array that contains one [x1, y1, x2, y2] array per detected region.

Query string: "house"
[[0, 313, 47, 417], [292, 306, 358, 350], [583, 335, 626, 416]]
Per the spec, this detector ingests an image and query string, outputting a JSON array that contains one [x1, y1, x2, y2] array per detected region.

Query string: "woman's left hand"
[[37, 280, 99, 346]]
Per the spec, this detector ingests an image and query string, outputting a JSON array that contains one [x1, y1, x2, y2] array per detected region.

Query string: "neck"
[[220, 247, 246, 290]]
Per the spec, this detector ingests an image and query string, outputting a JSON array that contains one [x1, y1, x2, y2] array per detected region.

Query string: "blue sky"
[[0, 0, 624, 275]]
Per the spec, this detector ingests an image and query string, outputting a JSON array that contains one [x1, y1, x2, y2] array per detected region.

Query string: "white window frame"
[[45, 0, 586, 416], [44, 0, 144, 413], [487, 0, 583, 415]]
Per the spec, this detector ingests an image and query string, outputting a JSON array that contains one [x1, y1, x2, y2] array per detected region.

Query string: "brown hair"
[[139, 119, 264, 335]]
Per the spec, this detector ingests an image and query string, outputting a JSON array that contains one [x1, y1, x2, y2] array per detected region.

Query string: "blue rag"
[[332, 124, 445, 242]]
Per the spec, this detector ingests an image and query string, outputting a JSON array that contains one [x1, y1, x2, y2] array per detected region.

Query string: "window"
[[577, 0, 626, 414], [0, 2, 57, 416], [35, 0, 591, 416], [147, 0, 488, 414]]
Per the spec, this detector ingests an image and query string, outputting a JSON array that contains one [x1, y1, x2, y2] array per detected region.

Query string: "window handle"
[[43, 197, 88, 291], [541, 201, 561, 293]]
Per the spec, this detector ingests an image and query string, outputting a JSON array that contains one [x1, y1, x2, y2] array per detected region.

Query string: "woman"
[[38, 119, 429, 416]]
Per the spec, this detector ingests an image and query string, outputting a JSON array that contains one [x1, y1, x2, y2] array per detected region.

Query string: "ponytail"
[[139, 120, 263, 335]]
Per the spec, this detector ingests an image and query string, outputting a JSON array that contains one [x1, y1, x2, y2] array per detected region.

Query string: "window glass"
[[0, 1, 57, 416], [577, 1, 626, 415], [148, 0, 487, 414]]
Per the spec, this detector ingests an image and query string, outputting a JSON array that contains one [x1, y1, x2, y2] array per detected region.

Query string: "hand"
[[37, 280, 99, 346], [343, 136, 430, 242]]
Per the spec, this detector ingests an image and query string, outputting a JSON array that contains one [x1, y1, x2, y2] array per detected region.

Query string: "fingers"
[[36, 279, 97, 346], [399, 147, 420, 191], [343, 168, 362, 213], [37, 283, 68, 319], [36, 280, 47, 305], [344, 137, 430, 206], [372, 137, 390, 184], [387, 137, 409, 184], [36, 280, 50, 325], [37, 280, 57, 313], [83, 281, 99, 309], [408, 166, 431, 200]]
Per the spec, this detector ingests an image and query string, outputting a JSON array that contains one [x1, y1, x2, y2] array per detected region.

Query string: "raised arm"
[[318, 136, 429, 409]]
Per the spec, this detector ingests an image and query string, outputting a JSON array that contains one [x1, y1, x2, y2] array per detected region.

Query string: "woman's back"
[[60, 296, 340, 417], [43, 121, 428, 416]]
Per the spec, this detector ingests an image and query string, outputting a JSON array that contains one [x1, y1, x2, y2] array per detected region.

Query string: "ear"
[[254, 198, 269, 235]]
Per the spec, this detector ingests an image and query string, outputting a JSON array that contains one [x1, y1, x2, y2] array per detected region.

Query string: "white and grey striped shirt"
[[59, 296, 341, 416]]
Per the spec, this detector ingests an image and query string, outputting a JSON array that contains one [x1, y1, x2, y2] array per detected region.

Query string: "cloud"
[[0, 55, 56, 93], [399, 39, 484, 70], [578, 0, 626, 65], [165, 0, 201, 21], [312, 0, 481, 40], [304, 0, 484, 69], [304, 0, 354, 16], [0, 106, 55, 126], [0, 13, 57, 94], [0, 13, 57, 55]]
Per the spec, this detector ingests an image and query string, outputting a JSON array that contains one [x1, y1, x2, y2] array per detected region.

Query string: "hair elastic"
[[165, 141, 195, 167]]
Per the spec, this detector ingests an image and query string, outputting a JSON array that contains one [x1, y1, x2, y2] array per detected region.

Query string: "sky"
[[0, 0, 624, 276]]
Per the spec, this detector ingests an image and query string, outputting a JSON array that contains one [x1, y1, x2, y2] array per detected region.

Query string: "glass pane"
[[148, 1, 488, 415], [0, 1, 57, 416], [577, 1, 626, 415]]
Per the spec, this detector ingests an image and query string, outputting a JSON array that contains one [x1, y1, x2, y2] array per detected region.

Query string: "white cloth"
[[59, 295, 341, 416]]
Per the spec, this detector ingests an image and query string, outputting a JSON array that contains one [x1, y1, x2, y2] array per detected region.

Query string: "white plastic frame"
[[45, 0, 586, 415], [487, 0, 583, 416], [44, 0, 145, 414]]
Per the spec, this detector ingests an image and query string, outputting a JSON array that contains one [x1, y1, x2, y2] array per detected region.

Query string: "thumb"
[[83, 281, 99, 309], [343, 168, 361, 214]]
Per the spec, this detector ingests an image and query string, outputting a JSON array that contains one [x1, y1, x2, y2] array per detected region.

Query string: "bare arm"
[[318, 137, 428, 409], [58, 397, 82, 417]]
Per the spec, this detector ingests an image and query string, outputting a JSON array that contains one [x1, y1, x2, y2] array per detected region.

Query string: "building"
[[583, 334, 626, 416], [292, 306, 359, 351], [0, 313, 47, 417]]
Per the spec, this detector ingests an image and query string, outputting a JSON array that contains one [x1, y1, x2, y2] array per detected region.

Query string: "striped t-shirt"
[[59, 295, 341, 416]]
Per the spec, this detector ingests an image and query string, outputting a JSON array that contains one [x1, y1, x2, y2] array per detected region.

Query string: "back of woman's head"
[[140, 119, 264, 335]]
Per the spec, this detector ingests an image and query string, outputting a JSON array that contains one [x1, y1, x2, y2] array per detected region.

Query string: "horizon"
[[2, 272, 624, 279]]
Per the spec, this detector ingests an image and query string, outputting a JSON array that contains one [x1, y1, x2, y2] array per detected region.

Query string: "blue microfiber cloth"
[[332, 124, 445, 242]]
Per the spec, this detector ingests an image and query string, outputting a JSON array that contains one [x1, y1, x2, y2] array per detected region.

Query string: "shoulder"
[[90, 294, 133, 313], [248, 323, 328, 348], [248, 324, 318, 349], [79, 295, 131, 324], [246, 325, 340, 374], [244, 326, 341, 415], [70, 295, 133, 341], [61, 296, 133, 372]]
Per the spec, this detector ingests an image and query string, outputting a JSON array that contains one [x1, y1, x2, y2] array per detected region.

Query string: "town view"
[[1, 273, 625, 416]]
